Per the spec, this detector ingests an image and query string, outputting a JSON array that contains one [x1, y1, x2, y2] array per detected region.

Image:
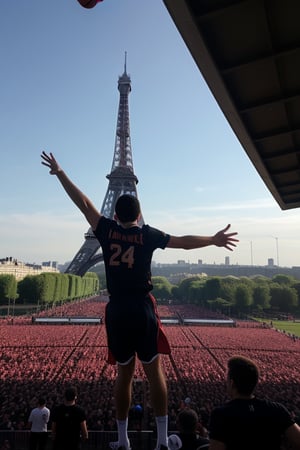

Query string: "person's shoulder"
[[52, 403, 64, 412], [254, 397, 290, 413], [211, 400, 232, 412], [94, 215, 113, 230], [98, 215, 112, 226], [74, 404, 85, 412], [75, 404, 87, 417], [253, 397, 282, 407]]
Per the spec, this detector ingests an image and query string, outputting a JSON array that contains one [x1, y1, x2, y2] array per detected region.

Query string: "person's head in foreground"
[[227, 355, 259, 398]]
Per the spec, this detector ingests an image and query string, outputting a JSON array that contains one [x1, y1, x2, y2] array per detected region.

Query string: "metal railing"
[[0, 430, 156, 450]]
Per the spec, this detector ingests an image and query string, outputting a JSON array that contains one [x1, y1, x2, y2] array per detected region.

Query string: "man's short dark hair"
[[38, 397, 46, 406], [177, 408, 198, 433], [115, 194, 141, 223], [228, 355, 259, 395], [64, 386, 77, 402]]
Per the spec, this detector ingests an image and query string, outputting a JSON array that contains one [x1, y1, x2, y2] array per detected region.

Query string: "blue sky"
[[1, 0, 299, 268]]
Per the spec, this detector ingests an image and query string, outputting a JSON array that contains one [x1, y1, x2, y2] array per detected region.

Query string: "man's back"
[[95, 217, 169, 297], [209, 397, 295, 450], [52, 403, 86, 447]]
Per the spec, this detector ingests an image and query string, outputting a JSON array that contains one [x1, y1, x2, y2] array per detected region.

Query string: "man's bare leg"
[[110, 357, 136, 449], [143, 355, 168, 449], [115, 357, 136, 419]]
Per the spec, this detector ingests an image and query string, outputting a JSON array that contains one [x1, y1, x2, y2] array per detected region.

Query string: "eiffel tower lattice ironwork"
[[65, 59, 144, 276]]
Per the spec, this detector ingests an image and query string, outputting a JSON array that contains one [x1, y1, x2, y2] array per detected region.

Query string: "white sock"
[[155, 415, 168, 448], [116, 418, 130, 448]]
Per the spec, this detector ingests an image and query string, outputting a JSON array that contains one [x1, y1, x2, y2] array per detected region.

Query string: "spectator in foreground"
[[27, 396, 50, 450], [168, 408, 209, 450], [209, 355, 300, 450], [51, 386, 88, 450]]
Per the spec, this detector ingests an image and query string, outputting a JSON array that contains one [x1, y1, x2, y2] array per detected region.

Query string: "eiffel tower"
[[65, 56, 144, 276]]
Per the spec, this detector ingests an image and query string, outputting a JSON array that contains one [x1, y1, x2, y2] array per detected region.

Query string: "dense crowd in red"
[[0, 297, 299, 433]]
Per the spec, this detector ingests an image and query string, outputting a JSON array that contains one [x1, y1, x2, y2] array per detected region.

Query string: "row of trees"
[[1, 271, 299, 316], [152, 273, 300, 314], [0, 272, 100, 309]]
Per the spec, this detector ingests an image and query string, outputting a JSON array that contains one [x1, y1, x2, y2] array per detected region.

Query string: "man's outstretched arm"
[[41, 151, 101, 230], [167, 224, 239, 251]]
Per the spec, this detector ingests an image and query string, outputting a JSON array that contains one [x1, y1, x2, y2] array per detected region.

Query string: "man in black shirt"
[[41, 151, 238, 450], [51, 387, 88, 450], [209, 355, 300, 450]]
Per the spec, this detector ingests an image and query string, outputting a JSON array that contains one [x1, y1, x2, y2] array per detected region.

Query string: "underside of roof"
[[163, 0, 300, 209]]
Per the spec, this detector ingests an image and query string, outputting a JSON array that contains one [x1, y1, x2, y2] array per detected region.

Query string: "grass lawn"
[[268, 320, 300, 337], [254, 317, 300, 337]]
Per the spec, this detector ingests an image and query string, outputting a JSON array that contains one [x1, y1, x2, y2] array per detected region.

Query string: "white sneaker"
[[168, 434, 182, 449]]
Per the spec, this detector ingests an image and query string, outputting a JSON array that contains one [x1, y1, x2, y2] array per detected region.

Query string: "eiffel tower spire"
[[65, 55, 143, 276]]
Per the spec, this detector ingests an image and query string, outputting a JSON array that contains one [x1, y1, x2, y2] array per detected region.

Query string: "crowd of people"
[[1, 295, 299, 449], [0, 315, 299, 441]]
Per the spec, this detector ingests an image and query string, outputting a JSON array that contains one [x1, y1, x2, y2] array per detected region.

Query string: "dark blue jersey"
[[94, 217, 170, 298]]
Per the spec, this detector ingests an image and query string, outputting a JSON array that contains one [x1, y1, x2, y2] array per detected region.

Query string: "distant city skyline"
[[4, 254, 295, 271]]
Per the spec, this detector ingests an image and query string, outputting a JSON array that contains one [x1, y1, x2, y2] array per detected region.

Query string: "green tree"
[[152, 276, 173, 302], [171, 285, 180, 303], [177, 276, 203, 301], [272, 274, 295, 286], [270, 285, 298, 312], [0, 274, 18, 315], [210, 297, 233, 316], [37, 273, 57, 305], [204, 277, 222, 300], [251, 275, 270, 284], [82, 272, 100, 296], [253, 284, 271, 310], [220, 276, 239, 302], [67, 274, 77, 299], [188, 279, 204, 304], [291, 282, 300, 309], [18, 275, 45, 305], [60, 273, 70, 301], [234, 284, 253, 311]]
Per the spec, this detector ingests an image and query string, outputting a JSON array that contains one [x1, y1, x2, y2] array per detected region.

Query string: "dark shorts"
[[105, 293, 171, 364], [29, 432, 48, 450]]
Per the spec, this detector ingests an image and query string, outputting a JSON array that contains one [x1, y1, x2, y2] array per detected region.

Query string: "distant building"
[[42, 261, 58, 269], [0, 257, 59, 280], [177, 260, 189, 266]]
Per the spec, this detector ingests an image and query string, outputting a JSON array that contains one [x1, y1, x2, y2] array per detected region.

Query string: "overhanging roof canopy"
[[163, 0, 300, 209]]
